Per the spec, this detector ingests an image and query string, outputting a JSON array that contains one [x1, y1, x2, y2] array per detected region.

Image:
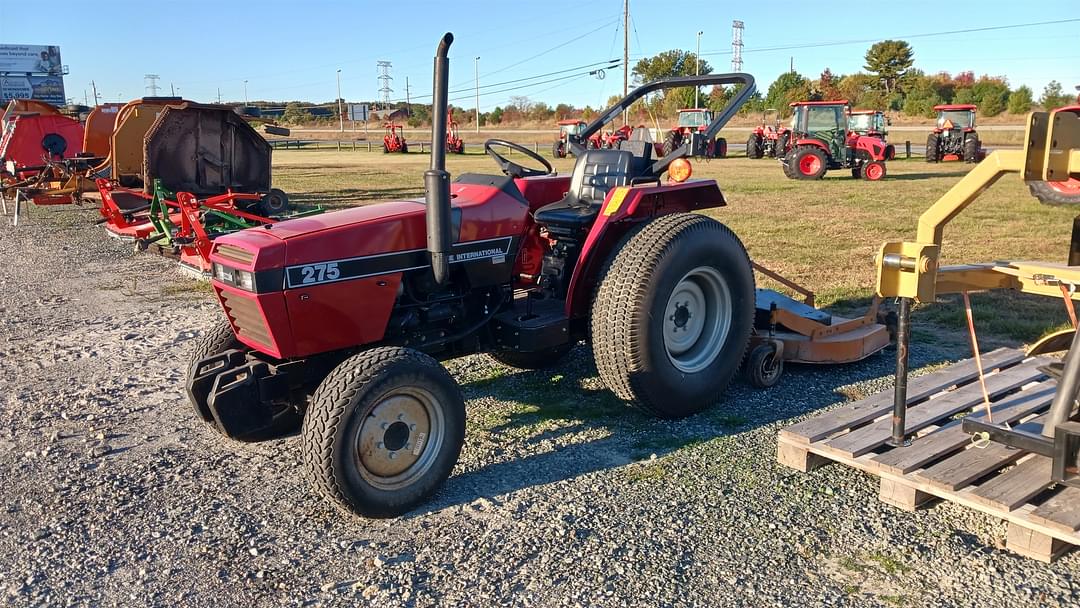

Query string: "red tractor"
[[552, 119, 585, 158], [594, 124, 634, 149], [445, 111, 465, 154], [781, 100, 889, 181], [926, 104, 981, 163], [187, 36, 761, 518], [383, 121, 408, 153], [663, 108, 727, 158], [746, 108, 789, 159], [848, 109, 895, 160]]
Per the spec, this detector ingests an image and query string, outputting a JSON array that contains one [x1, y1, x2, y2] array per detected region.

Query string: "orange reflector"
[[669, 158, 693, 182]]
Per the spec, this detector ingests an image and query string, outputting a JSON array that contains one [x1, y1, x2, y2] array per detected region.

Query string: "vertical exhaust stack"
[[426, 32, 454, 285]]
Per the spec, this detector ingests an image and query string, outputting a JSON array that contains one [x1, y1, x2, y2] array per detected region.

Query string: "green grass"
[[270, 150, 1073, 345]]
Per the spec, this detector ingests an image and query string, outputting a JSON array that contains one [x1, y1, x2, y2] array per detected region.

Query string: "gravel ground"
[[1, 204, 1078, 608]]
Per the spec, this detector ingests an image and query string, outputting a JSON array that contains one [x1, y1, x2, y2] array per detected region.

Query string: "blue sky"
[[1, 0, 1077, 110]]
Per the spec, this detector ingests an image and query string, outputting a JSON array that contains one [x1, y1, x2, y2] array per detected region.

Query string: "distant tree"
[[529, 102, 554, 122], [632, 49, 713, 113], [954, 71, 976, 88], [864, 40, 914, 94], [508, 95, 533, 115], [817, 68, 842, 100], [581, 106, 596, 120], [1040, 80, 1071, 109], [282, 102, 313, 124], [554, 103, 574, 120], [837, 73, 877, 108], [1007, 85, 1033, 114], [973, 76, 1009, 116], [489, 106, 504, 125], [953, 88, 976, 105], [764, 72, 810, 115]]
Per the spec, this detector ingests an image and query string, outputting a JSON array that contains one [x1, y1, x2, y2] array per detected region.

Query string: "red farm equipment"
[[662, 108, 727, 158], [383, 122, 408, 153], [926, 104, 983, 163], [746, 108, 789, 159], [781, 100, 890, 181], [0, 100, 87, 205], [445, 111, 465, 154], [848, 109, 895, 160], [552, 119, 586, 158], [186, 43, 891, 519]]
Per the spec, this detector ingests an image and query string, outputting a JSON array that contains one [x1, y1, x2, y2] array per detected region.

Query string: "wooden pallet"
[[777, 347, 1080, 562]]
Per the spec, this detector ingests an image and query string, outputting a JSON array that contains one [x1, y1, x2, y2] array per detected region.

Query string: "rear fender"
[[794, 139, 830, 153], [564, 180, 726, 317]]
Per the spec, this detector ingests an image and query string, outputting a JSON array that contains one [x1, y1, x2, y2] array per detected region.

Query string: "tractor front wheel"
[[861, 161, 887, 181], [591, 213, 755, 418], [552, 141, 564, 158], [301, 347, 466, 518], [187, 320, 242, 425], [792, 147, 828, 180], [925, 133, 939, 163], [663, 131, 681, 156]]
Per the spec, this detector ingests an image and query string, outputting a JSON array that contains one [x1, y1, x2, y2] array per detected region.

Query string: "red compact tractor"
[[383, 122, 408, 153], [746, 108, 789, 159], [848, 110, 895, 160], [926, 104, 981, 163], [445, 111, 465, 154], [552, 119, 585, 158], [187, 37, 765, 518], [663, 108, 727, 158], [781, 100, 889, 181], [594, 124, 634, 149]]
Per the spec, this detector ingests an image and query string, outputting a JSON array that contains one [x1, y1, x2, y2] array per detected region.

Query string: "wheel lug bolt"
[[377, 442, 385, 449], [388, 452, 397, 460], [409, 424, 416, 431], [380, 422, 389, 430], [397, 413, 405, 421]]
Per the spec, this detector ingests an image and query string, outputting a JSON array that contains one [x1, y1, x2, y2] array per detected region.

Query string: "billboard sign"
[[347, 103, 369, 121], [0, 75, 66, 106], [0, 44, 63, 75]]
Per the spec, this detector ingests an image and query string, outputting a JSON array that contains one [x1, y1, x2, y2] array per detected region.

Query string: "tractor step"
[[491, 296, 570, 353]]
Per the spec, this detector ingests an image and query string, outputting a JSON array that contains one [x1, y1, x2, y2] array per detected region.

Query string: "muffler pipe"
[[426, 32, 454, 285]]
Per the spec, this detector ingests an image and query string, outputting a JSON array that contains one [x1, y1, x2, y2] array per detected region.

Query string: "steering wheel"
[[483, 139, 554, 178]]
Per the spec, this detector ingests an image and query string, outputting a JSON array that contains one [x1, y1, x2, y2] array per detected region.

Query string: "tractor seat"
[[533, 149, 632, 237]]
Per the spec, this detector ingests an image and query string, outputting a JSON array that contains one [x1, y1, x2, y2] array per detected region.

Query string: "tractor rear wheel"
[[301, 347, 466, 518], [925, 133, 939, 162], [591, 213, 755, 418], [663, 131, 680, 156], [401, 143, 409, 153], [792, 147, 828, 180], [382, 142, 390, 154], [851, 167, 862, 179], [746, 134, 763, 159], [861, 161, 887, 181], [963, 135, 979, 163], [490, 345, 572, 370], [715, 137, 728, 158], [1027, 179, 1080, 205]]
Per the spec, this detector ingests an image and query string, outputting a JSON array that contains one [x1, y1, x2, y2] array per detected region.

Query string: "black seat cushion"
[[534, 149, 632, 236]]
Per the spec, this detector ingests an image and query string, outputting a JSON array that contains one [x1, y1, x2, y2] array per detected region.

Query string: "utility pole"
[[243, 80, 249, 106], [91, 80, 99, 105], [623, 0, 629, 124], [217, 87, 221, 103], [337, 69, 344, 132], [695, 30, 703, 108], [479, 56, 483, 133], [790, 56, 794, 73], [171, 83, 175, 96]]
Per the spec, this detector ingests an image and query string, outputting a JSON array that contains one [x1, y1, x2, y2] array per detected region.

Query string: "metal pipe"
[[425, 33, 454, 286], [1042, 326, 1080, 437], [889, 297, 912, 446]]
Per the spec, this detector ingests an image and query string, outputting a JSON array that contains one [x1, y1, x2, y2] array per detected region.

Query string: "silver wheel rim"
[[353, 387, 444, 491], [663, 266, 732, 374]]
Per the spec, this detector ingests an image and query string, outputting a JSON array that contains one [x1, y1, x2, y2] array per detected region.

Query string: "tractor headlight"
[[212, 262, 255, 292]]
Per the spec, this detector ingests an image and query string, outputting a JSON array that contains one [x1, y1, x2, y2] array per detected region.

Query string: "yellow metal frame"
[[876, 109, 1080, 302]]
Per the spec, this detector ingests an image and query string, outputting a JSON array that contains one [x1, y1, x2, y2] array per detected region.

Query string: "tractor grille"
[[215, 243, 255, 266], [220, 290, 272, 349]]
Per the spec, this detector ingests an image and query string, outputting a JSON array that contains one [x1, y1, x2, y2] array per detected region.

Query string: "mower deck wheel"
[[745, 343, 783, 388], [301, 347, 465, 518], [590, 213, 754, 418], [259, 188, 290, 216]]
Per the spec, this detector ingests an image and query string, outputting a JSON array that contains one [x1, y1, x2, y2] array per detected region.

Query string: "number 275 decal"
[[298, 262, 341, 284]]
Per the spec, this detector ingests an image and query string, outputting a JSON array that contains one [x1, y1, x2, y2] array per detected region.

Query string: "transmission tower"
[[144, 74, 161, 96], [731, 21, 744, 72], [376, 61, 393, 107]]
